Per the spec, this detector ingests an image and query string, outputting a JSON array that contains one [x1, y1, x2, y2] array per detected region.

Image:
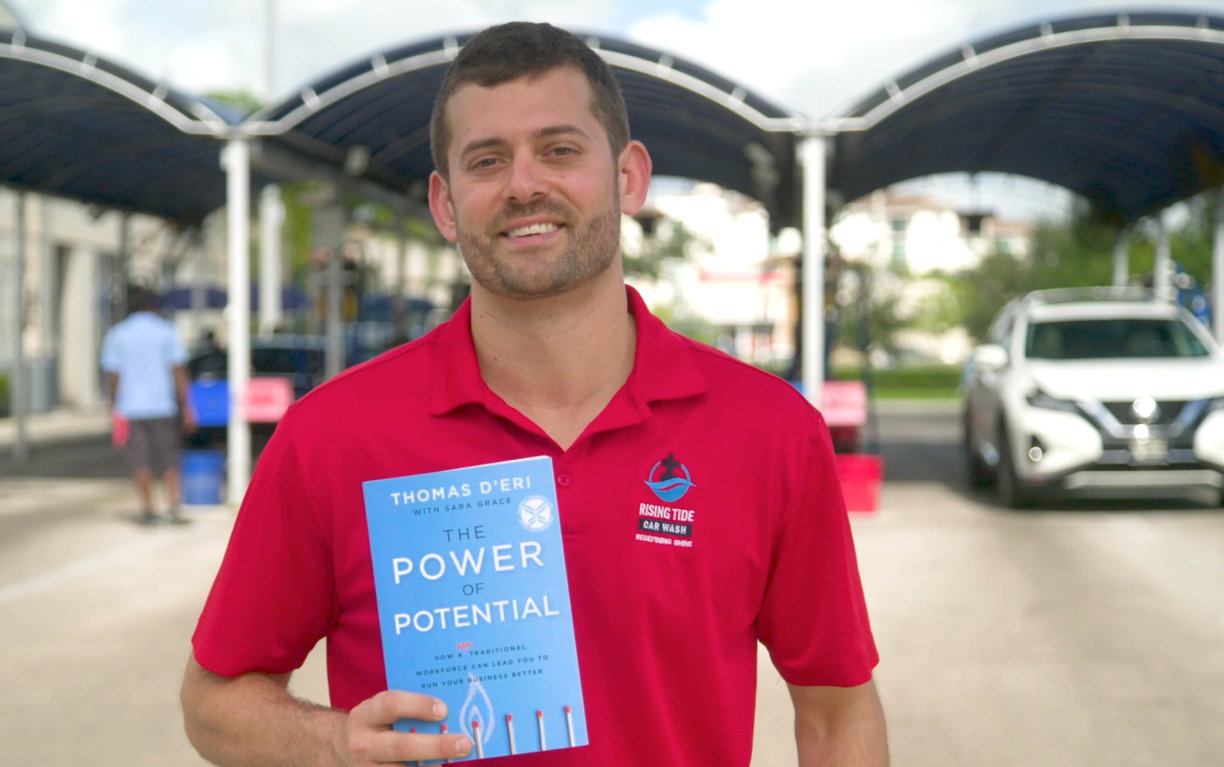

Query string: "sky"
[[15, 0, 1224, 220]]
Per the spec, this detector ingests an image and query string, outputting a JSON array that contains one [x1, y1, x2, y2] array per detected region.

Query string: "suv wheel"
[[996, 425, 1033, 509], [964, 409, 992, 489]]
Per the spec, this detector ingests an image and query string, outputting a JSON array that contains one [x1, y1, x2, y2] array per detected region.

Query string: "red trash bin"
[[835, 454, 884, 513]]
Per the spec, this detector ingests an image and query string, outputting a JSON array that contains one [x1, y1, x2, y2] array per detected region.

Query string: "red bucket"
[[835, 454, 884, 513]]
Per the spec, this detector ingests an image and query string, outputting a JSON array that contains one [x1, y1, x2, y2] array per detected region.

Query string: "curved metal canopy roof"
[[827, 11, 1224, 224], [244, 32, 804, 229], [0, 29, 233, 225]]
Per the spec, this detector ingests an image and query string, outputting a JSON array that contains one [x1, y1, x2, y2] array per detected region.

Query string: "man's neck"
[[469, 275, 636, 450]]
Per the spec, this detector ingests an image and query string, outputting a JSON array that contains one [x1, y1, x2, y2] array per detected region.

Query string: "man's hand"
[[181, 657, 474, 767], [181, 407, 198, 436], [172, 365, 197, 435], [344, 690, 472, 765]]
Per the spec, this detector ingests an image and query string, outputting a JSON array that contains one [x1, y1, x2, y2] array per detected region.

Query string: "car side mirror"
[[973, 344, 1008, 372]]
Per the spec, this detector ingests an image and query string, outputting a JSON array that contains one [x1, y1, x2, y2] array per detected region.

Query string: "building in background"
[[831, 188, 1031, 365], [0, 189, 199, 413], [626, 181, 796, 366]]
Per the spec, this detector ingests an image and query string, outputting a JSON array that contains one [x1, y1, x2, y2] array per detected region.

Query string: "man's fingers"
[[357, 731, 473, 763], [346, 691, 473, 764], [355, 690, 446, 727]]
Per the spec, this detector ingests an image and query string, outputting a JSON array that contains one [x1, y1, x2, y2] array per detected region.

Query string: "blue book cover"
[[363, 456, 588, 761]]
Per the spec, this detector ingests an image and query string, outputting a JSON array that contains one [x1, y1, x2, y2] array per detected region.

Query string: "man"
[[182, 22, 886, 766], [102, 285, 195, 524]]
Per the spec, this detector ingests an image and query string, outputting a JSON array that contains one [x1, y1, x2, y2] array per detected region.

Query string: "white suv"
[[963, 288, 1224, 506]]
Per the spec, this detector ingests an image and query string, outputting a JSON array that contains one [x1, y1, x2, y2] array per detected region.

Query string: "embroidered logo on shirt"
[[635, 502, 696, 548], [643, 452, 696, 502]]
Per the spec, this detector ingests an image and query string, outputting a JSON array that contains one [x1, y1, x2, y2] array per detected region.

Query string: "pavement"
[[2, 401, 1223, 766], [0, 407, 111, 448]]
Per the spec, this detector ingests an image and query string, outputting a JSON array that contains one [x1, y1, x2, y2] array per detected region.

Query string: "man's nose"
[[503, 155, 549, 202]]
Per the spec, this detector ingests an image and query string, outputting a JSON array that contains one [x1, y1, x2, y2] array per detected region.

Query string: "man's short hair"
[[429, 22, 631, 180], [126, 285, 157, 314]]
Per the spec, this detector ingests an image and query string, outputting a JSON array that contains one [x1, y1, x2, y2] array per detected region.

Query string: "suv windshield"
[[1025, 318, 1208, 360]]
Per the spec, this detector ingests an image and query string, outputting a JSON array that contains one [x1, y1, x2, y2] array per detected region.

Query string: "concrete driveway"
[[2, 403, 1222, 766]]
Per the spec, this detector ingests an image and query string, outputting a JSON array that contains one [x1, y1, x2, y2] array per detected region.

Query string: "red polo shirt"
[[193, 286, 877, 766]]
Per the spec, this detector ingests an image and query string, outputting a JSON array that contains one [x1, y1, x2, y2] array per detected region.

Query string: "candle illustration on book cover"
[[363, 456, 588, 761]]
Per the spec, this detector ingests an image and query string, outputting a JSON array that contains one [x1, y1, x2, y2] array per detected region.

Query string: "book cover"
[[363, 456, 588, 761]]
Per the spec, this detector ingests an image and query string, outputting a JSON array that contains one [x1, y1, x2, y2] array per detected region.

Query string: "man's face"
[[429, 67, 637, 301]]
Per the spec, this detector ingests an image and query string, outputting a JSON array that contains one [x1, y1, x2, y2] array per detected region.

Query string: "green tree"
[[622, 217, 707, 283], [204, 89, 264, 118], [836, 265, 911, 357]]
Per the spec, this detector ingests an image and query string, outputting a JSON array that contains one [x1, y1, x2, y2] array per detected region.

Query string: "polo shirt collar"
[[429, 285, 707, 418]]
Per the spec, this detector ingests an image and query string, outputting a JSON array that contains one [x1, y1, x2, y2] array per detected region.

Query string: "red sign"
[[821, 381, 867, 428], [245, 377, 294, 423]]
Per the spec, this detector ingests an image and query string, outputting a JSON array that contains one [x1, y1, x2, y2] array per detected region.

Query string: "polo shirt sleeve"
[[169, 328, 188, 366], [192, 413, 336, 677], [756, 409, 878, 688], [100, 329, 118, 374]]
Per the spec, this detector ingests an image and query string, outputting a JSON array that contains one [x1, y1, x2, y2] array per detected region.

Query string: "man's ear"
[[618, 140, 653, 217], [428, 170, 459, 243]]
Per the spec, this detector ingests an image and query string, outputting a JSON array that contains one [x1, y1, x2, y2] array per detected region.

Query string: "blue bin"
[[181, 450, 225, 506], [189, 380, 229, 428]]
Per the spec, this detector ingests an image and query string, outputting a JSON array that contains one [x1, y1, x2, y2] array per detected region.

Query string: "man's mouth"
[[504, 222, 562, 238]]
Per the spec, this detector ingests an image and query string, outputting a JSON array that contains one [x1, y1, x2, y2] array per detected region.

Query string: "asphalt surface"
[[1, 403, 1222, 766]]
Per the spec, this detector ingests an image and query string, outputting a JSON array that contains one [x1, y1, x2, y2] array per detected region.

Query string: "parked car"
[[963, 288, 1224, 506]]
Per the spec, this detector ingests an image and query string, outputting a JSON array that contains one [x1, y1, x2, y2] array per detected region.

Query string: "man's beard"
[[456, 189, 621, 301]]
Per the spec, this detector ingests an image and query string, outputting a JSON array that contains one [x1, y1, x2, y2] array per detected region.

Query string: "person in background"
[[102, 285, 196, 524]]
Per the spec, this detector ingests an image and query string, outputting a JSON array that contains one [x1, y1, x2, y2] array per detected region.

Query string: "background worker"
[[101, 285, 196, 524]]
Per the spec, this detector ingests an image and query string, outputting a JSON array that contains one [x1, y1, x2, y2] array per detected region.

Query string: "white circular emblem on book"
[[518, 495, 553, 532]]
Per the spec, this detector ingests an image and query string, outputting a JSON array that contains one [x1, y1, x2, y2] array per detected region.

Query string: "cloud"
[[626, 0, 1224, 119], [18, 0, 1224, 122], [21, 0, 612, 100], [628, 0, 968, 117]]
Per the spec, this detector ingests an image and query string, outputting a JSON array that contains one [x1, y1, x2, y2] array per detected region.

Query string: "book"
[[363, 456, 588, 761]]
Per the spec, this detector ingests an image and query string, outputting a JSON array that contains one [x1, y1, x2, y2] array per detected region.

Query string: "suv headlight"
[[1025, 389, 1080, 414]]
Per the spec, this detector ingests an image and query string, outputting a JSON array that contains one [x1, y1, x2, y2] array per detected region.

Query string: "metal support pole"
[[12, 192, 28, 462], [325, 246, 344, 379], [37, 195, 54, 358], [223, 140, 252, 505], [258, 184, 284, 337], [1153, 210, 1172, 301], [800, 134, 827, 408], [1214, 190, 1224, 346], [395, 216, 408, 340], [264, 0, 276, 101], [1111, 227, 1128, 288], [114, 213, 130, 324]]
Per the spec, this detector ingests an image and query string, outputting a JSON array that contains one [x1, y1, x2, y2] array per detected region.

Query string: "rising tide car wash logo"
[[644, 453, 696, 502]]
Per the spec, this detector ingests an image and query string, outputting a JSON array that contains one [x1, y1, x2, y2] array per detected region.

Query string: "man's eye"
[[550, 147, 576, 156], [471, 157, 499, 169]]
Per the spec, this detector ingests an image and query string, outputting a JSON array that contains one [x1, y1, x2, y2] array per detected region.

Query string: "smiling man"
[[181, 22, 886, 767]]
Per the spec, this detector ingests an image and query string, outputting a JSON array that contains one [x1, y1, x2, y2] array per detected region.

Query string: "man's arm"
[[107, 372, 119, 411], [789, 679, 888, 766], [173, 365, 197, 434], [181, 657, 472, 766]]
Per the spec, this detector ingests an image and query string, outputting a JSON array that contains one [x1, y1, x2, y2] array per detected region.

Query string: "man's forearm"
[[790, 679, 889, 766], [181, 658, 347, 767]]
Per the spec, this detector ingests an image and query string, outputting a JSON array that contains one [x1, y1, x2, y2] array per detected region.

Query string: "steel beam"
[[1214, 190, 1224, 344], [800, 134, 827, 408], [223, 139, 252, 505], [258, 184, 284, 336]]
